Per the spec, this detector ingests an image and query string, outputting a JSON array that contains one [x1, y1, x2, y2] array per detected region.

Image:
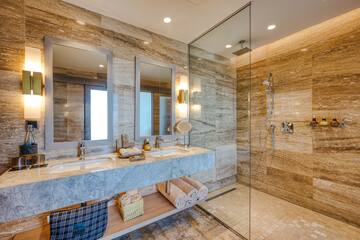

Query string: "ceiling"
[[64, 0, 360, 57], [63, 0, 249, 43], [192, 0, 360, 58]]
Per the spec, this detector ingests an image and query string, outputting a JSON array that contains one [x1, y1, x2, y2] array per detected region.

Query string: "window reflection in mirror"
[[53, 44, 108, 142], [139, 62, 172, 137]]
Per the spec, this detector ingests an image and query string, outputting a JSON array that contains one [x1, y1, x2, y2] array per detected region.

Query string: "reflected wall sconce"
[[23, 47, 43, 121]]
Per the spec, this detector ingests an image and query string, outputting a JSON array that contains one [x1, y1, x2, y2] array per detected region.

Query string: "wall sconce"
[[178, 75, 189, 104], [178, 89, 188, 104], [177, 75, 189, 119], [23, 47, 43, 121]]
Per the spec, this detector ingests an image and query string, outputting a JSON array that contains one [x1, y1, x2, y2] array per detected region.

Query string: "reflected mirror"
[[45, 38, 113, 149], [136, 57, 175, 139]]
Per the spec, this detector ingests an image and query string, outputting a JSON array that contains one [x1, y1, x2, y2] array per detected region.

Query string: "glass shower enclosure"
[[188, 4, 251, 239]]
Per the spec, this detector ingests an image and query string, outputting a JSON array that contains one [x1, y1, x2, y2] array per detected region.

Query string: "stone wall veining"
[[0, 0, 188, 164], [236, 9, 360, 227]]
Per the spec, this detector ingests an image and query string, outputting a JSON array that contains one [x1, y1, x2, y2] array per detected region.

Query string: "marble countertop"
[[0, 146, 215, 222], [0, 146, 209, 189]]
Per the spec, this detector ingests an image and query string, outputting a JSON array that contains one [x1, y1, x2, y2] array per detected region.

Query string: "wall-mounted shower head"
[[232, 40, 251, 56]]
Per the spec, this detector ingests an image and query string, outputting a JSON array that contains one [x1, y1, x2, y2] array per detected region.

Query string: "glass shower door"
[[188, 4, 251, 239]]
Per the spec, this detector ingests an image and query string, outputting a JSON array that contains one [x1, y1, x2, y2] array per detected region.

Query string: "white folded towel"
[[119, 148, 142, 157], [157, 182, 190, 209], [170, 178, 199, 202], [181, 176, 208, 201]]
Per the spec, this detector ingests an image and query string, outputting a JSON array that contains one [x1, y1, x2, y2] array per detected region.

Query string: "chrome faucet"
[[154, 136, 164, 149], [79, 142, 86, 160]]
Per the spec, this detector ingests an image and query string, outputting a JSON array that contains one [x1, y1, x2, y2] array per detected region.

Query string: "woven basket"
[[117, 198, 144, 221]]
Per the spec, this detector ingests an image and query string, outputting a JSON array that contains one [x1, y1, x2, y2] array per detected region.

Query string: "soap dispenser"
[[143, 138, 152, 151]]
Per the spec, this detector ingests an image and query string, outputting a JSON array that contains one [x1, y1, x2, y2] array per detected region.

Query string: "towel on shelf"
[[157, 182, 191, 209], [119, 147, 142, 158], [170, 178, 199, 202], [118, 190, 142, 206], [181, 176, 208, 201]]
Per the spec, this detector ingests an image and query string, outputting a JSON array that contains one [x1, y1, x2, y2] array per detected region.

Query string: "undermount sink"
[[49, 157, 113, 173], [146, 148, 186, 158]]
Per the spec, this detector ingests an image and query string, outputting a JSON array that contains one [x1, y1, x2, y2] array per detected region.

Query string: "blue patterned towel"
[[50, 200, 108, 240]]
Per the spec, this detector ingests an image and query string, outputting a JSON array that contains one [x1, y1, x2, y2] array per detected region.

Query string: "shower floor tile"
[[200, 184, 360, 240]]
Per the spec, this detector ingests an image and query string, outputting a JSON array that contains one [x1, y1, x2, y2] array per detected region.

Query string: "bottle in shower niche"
[[319, 117, 329, 126], [309, 117, 318, 128], [330, 118, 340, 127]]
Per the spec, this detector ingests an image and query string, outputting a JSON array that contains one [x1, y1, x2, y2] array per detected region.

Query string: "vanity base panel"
[[13, 192, 201, 240]]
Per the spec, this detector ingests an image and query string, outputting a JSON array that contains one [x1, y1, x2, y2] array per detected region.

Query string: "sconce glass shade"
[[24, 47, 42, 73], [24, 94, 42, 120], [177, 103, 188, 119], [179, 75, 189, 90]]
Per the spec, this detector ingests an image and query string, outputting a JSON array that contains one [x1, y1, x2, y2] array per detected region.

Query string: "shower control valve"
[[281, 122, 294, 134]]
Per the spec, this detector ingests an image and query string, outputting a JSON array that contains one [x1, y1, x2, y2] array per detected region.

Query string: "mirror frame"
[[135, 56, 176, 141], [44, 37, 113, 150]]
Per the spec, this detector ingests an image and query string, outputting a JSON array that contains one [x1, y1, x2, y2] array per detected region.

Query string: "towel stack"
[[119, 147, 142, 158], [156, 177, 208, 209]]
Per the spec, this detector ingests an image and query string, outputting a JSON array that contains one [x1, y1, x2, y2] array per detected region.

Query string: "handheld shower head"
[[263, 73, 273, 91]]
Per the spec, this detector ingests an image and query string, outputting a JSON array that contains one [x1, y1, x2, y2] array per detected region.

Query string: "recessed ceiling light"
[[76, 20, 86, 25], [99, 64, 104, 68], [163, 17, 172, 23], [267, 24, 276, 30], [143, 41, 150, 45], [225, 44, 232, 49]]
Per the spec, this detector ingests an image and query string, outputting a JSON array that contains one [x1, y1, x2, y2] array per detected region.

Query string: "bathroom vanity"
[[0, 147, 215, 239], [0, 36, 210, 239]]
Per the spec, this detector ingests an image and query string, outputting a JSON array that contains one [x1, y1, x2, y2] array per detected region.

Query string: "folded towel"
[[157, 182, 191, 209], [118, 190, 142, 206], [119, 148, 142, 158], [181, 176, 208, 201], [170, 178, 199, 202]]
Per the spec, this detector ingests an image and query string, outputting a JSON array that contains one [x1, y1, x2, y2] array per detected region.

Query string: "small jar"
[[319, 117, 328, 126]]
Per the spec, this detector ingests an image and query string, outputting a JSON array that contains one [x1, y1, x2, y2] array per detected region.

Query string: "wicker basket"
[[116, 197, 144, 221]]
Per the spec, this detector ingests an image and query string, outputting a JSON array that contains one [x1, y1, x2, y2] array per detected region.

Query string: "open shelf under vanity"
[[14, 192, 197, 240]]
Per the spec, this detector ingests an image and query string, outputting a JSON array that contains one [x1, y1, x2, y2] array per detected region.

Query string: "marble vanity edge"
[[0, 149, 215, 223]]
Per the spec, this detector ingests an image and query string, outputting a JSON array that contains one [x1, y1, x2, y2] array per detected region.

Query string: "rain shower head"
[[232, 40, 251, 56]]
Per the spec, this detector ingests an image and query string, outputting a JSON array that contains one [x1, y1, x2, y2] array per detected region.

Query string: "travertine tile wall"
[[0, 0, 188, 164], [189, 46, 238, 190], [236, 9, 360, 227]]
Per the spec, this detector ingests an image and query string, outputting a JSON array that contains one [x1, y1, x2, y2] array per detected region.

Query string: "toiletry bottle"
[[143, 138, 152, 151], [330, 118, 340, 127], [310, 117, 318, 128], [319, 117, 328, 126]]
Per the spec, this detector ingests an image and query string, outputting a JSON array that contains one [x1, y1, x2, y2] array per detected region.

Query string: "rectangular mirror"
[[135, 57, 175, 140], [45, 38, 113, 149]]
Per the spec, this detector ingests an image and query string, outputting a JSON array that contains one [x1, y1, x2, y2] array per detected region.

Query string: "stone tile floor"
[[117, 183, 360, 240], [200, 184, 360, 240], [117, 207, 241, 240]]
